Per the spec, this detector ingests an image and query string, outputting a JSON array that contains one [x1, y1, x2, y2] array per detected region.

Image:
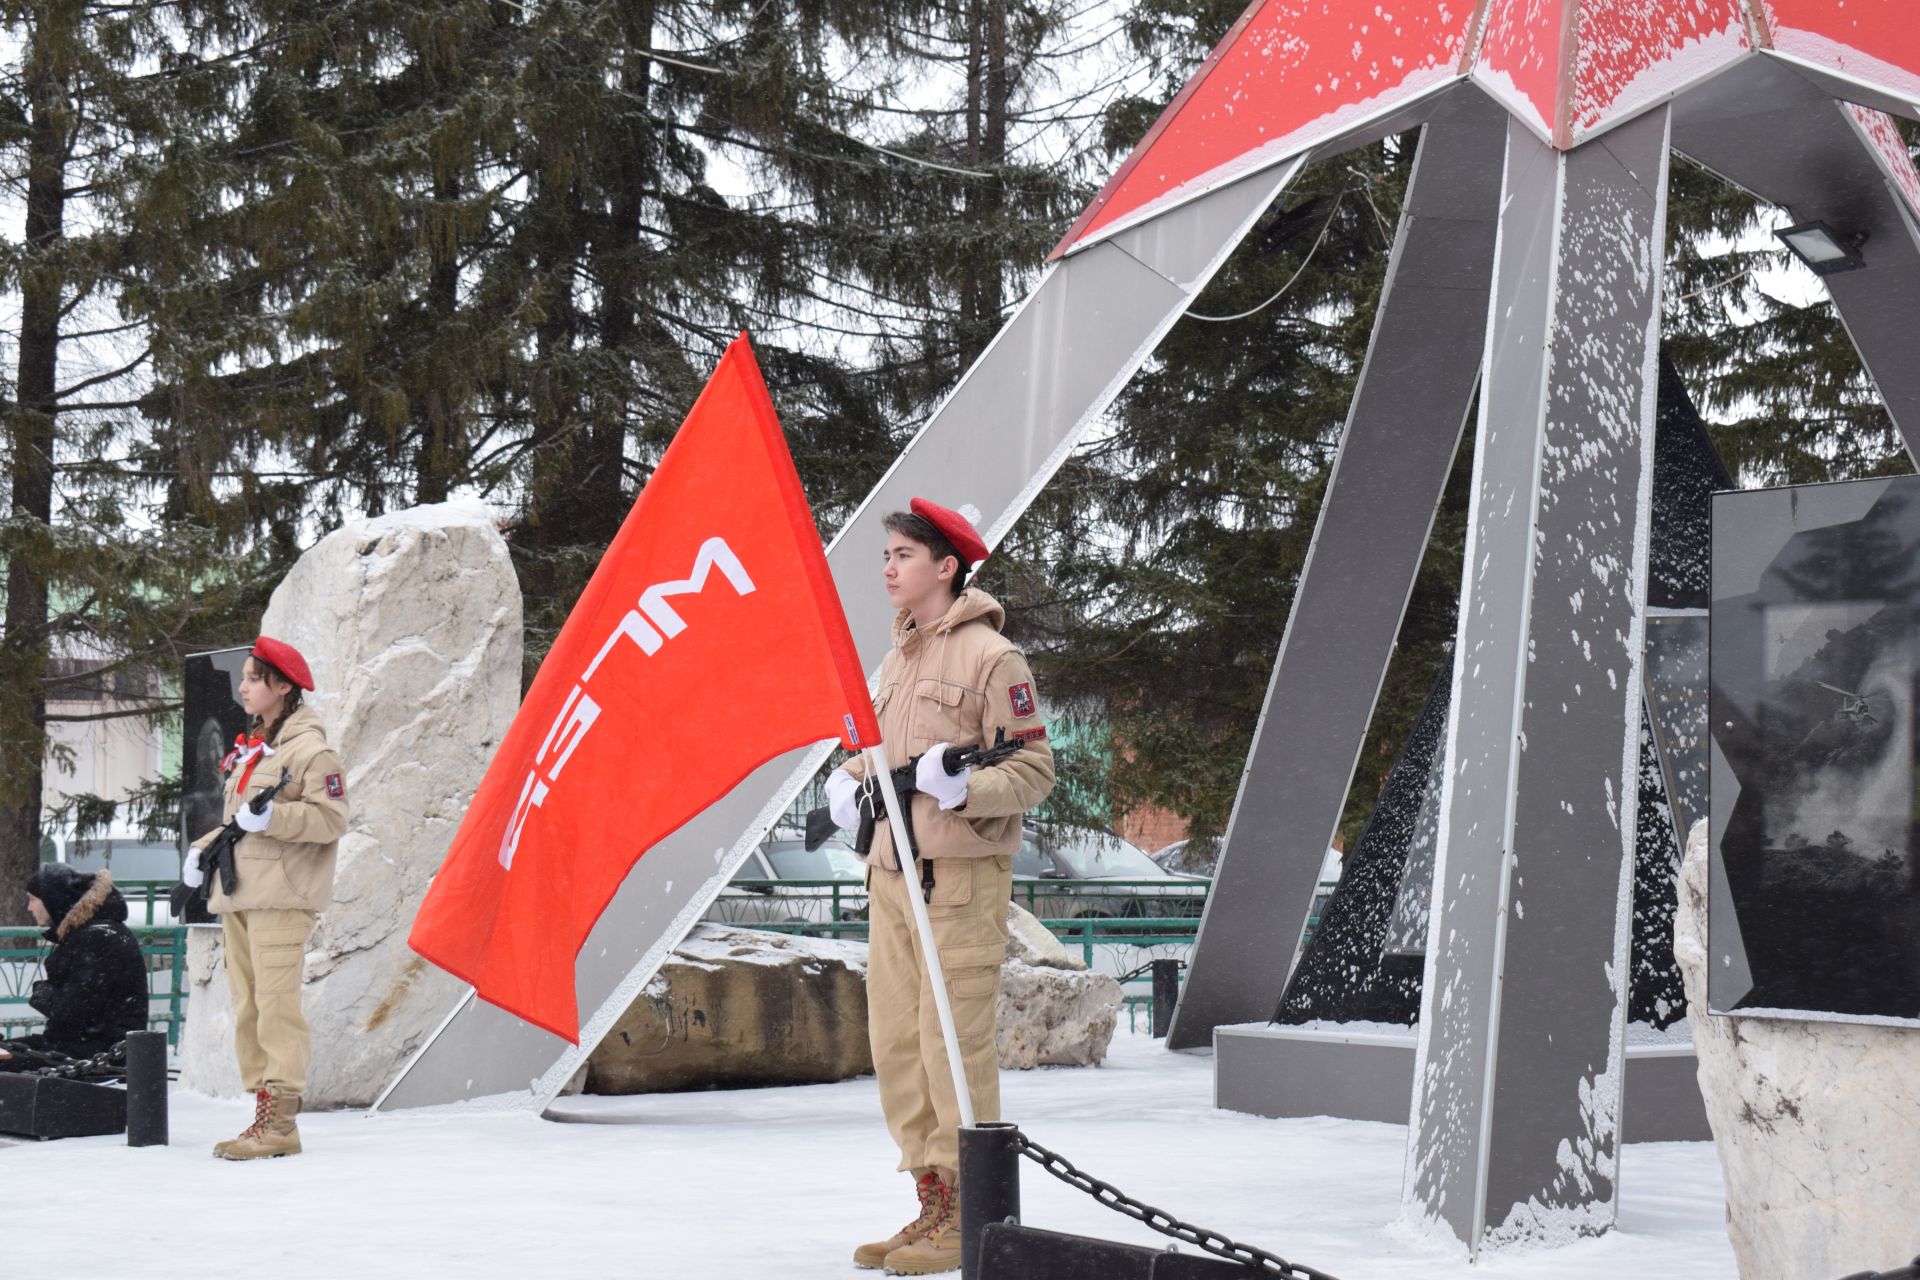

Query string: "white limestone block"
[[996, 961, 1122, 1070], [1675, 820, 1920, 1279], [180, 500, 521, 1108], [1005, 901, 1085, 970]]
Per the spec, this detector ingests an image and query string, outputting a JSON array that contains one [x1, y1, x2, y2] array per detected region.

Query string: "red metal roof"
[[1055, 0, 1919, 257]]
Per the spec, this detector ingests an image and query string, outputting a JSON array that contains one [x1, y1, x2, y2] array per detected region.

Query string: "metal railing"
[[706, 877, 1214, 937], [0, 924, 191, 1048], [1, 876, 1333, 1049]]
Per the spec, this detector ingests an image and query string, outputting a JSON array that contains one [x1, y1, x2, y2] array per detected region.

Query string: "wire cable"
[[1184, 194, 1343, 323]]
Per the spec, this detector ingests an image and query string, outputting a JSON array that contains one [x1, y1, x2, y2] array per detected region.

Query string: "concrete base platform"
[[1215, 1022, 1713, 1143]]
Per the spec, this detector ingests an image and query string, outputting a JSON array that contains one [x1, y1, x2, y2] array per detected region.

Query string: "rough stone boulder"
[[999, 902, 1121, 1068], [587, 905, 1125, 1093], [180, 501, 521, 1108], [1675, 821, 1920, 1279], [1006, 901, 1084, 970], [995, 960, 1122, 1069], [586, 925, 872, 1093]]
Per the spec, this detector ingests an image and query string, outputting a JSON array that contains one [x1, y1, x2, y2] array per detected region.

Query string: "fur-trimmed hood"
[[26, 863, 128, 941], [23, 862, 147, 1053]]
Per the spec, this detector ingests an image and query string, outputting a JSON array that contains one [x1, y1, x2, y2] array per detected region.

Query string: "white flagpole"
[[864, 740, 976, 1131]]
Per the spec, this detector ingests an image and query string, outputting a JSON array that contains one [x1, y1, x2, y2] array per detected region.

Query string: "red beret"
[[910, 498, 989, 570], [250, 636, 315, 691]]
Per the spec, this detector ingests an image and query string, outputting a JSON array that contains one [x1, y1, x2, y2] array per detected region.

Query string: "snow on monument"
[[377, 1, 1920, 1264]]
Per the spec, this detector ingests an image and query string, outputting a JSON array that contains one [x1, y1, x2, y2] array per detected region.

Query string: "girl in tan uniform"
[[189, 635, 350, 1160], [829, 500, 1055, 1275]]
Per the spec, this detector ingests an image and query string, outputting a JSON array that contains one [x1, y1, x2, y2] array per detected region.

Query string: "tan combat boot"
[[217, 1087, 302, 1160], [854, 1170, 944, 1269], [212, 1089, 273, 1158], [882, 1173, 960, 1275]]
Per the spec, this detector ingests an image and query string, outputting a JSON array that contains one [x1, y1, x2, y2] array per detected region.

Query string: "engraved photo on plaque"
[[1710, 478, 1920, 1025]]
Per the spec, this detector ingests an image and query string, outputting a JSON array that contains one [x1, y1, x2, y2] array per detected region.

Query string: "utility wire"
[[1184, 194, 1344, 323], [1671, 262, 1757, 304]]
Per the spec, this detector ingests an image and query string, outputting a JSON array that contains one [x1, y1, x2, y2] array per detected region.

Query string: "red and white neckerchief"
[[220, 733, 276, 793]]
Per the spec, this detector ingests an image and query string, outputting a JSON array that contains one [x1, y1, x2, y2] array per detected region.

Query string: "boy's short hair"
[[884, 511, 969, 596]]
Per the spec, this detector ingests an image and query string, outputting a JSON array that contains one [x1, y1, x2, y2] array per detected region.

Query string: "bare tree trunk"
[[0, 13, 72, 925], [957, 0, 1009, 363], [415, 165, 462, 504]]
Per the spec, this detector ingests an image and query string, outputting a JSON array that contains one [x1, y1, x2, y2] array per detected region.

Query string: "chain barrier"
[[1113, 956, 1184, 985], [0, 1039, 159, 1083], [1006, 1128, 1342, 1280]]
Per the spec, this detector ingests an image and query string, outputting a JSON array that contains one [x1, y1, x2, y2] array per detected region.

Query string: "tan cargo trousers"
[[867, 854, 1012, 1174], [221, 908, 318, 1094]]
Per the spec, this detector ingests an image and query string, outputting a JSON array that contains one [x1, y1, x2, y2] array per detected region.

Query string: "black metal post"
[[124, 1031, 168, 1147], [1151, 959, 1181, 1039], [958, 1122, 1022, 1279]]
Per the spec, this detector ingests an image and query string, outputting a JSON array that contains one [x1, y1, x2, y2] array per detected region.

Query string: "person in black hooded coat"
[[8, 865, 149, 1059]]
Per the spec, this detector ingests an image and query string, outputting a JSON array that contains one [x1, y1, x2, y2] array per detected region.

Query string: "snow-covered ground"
[[3, 1029, 1735, 1278]]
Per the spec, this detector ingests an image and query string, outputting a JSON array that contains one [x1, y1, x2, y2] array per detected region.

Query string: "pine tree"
[[0, 0, 276, 923]]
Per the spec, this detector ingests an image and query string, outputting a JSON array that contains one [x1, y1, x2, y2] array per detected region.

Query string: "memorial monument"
[[378, 1, 1920, 1260]]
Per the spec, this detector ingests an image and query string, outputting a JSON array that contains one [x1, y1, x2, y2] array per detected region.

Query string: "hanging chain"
[[3, 1040, 139, 1083], [1006, 1129, 1342, 1280], [1115, 956, 1186, 985]]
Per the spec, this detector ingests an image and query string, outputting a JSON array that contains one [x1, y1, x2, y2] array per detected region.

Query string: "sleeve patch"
[[1008, 682, 1036, 718], [1011, 725, 1047, 745], [325, 773, 345, 799]]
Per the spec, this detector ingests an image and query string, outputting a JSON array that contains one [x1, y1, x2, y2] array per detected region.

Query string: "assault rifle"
[[804, 730, 1024, 890], [169, 771, 292, 920]]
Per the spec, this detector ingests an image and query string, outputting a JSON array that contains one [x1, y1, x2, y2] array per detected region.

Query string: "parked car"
[[1013, 824, 1209, 921], [1151, 837, 1218, 877], [704, 835, 869, 932]]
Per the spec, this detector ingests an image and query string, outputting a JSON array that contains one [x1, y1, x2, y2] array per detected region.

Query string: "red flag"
[[408, 335, 879, 1042]]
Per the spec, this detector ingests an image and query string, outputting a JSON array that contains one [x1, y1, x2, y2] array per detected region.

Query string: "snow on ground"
[[3, 1029, 1735, 1278]]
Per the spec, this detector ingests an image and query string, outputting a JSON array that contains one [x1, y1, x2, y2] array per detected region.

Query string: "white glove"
[[234, 800, 274, 833], [825, 768, 862, 830], [181, 846, 205, 888], [916, 744, 970, 811]]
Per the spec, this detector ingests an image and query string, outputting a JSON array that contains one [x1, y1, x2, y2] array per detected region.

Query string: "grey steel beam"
[[1403, 107, 1672, 1253], [1166, 85, 1510, 1049], [1673, 58, 1920, 460], [1758, 52, 1920, 132], [374, 161, 1304, 1111]]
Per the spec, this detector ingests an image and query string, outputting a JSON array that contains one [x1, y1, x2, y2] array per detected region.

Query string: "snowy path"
[[4, 1030, 1735, 1278]]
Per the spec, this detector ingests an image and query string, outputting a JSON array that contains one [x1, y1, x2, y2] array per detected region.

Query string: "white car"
[[704, 836, 869, 932]]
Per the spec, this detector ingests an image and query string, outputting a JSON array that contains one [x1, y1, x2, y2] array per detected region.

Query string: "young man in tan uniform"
[[826, 499, 1055, 1275]]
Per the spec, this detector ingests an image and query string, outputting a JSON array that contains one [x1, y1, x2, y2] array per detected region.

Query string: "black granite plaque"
[[181, 646, 252, 923], [1710, 477, 1920, 1024]]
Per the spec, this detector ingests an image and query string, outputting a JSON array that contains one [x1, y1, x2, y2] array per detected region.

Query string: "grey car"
[[1012, 824, 1209, 922]]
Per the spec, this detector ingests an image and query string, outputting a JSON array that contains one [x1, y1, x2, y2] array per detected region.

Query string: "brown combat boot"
[[217, 1087, 302, 1160], [854, 1171, 944, 1269], [882, 1173, 960, 1275], [212, 1089, 274, 1158]]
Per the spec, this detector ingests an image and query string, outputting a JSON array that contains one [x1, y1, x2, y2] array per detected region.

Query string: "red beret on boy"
[[910, 498, 989, 570], [251, 636, 315, 691]]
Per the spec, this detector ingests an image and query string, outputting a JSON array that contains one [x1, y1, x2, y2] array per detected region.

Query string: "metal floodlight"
[[1775, 220, 1869, 275]]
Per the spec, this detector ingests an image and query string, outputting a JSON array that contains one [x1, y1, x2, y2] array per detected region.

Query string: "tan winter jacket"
[[846, 588, 1055, 872], [193, 704, 350, 914]]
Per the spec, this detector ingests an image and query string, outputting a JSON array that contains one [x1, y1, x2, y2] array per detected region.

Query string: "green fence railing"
[[1, 924, 191, 1048], [1, 876, 1334, 1050]]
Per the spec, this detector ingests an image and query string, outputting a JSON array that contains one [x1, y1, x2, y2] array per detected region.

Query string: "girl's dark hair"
[[247, 656, 304, 745], [883, 512, 969, 596]]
